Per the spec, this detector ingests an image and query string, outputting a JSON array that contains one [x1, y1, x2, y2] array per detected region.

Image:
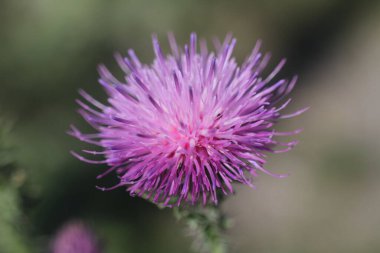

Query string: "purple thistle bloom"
[[51, 221, 101, 253], [69, 33, 307, 207]]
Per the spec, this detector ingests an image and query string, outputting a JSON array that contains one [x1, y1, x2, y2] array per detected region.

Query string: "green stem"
[[174, 201, 229, 253]]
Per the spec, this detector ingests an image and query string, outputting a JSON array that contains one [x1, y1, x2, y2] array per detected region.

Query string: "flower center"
[[164, 125, 210, 157]]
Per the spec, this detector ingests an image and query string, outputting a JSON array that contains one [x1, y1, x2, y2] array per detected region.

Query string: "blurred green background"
[[1, 0, 380, 252]]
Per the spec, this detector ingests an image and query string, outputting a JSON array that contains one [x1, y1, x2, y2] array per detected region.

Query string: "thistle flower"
[[51, 221, 101, 253], [69, 33, 307, 207]]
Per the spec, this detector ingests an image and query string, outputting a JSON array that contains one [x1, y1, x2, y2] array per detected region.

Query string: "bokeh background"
[[1, 0, 380, 252]]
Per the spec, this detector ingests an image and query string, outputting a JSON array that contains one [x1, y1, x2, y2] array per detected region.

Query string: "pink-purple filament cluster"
[[69, 33, 306, 207]]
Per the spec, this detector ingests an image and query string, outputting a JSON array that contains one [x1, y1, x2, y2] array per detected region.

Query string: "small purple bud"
[[51, 221, 101, 253]]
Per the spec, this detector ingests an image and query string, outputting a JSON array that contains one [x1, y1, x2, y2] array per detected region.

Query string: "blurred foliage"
[[0, 187, 28, 253], [0, 118, 30, 253]]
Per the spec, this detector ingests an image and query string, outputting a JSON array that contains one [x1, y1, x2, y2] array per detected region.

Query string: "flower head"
[[51, 221, 101, 253], [69, 33, 307, 207]]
